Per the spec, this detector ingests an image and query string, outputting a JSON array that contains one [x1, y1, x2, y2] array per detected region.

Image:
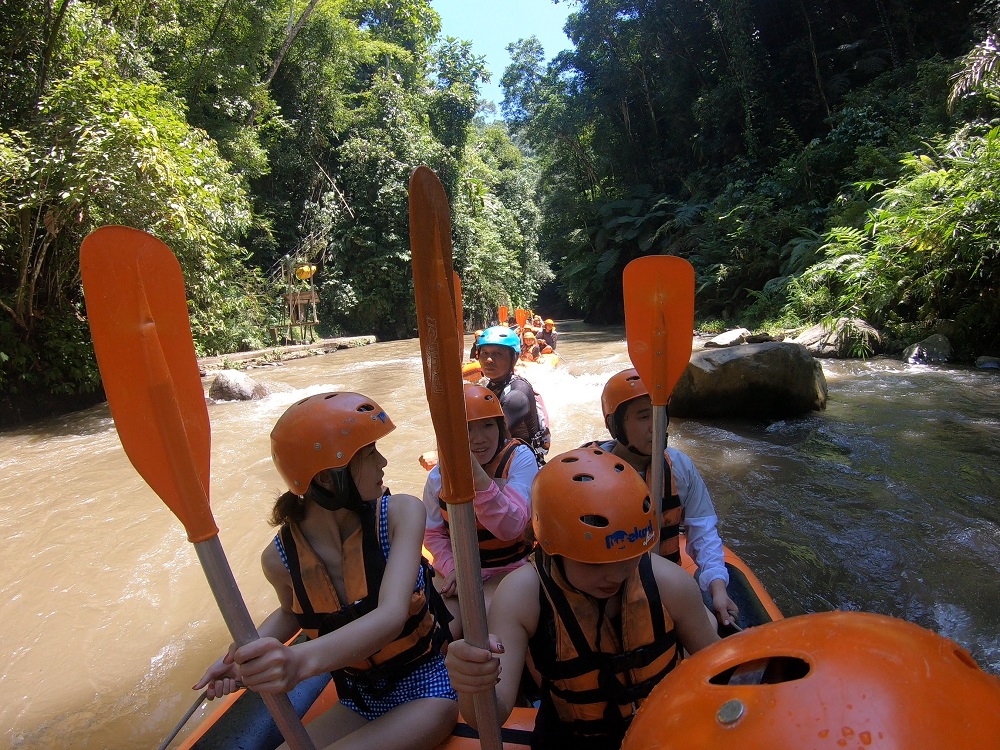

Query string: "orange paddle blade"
[[498, 305, 508, 324], [623, 256, 695, 406], [515, 308, 527, 328], [409, 167, 475, 505], [80, 226, 217, 542]]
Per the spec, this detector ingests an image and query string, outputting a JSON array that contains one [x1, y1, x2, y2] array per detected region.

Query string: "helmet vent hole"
[[580, 514, 609, 528], [357, 403, 374, 412], [561, 456, 580, 464], [642, 495, 651, 513], [953, 648, 980, 670], [572, 473, 595, 483], [323, 393, 339, 400], [613, 462, 625, 473], [709, 656, 810, 686]]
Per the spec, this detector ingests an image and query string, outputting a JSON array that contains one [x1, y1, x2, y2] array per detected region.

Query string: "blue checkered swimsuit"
[[274, 495, 456, 721]]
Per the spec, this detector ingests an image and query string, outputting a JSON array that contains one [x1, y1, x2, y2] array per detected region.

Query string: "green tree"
[[1, 11, 264, 396]]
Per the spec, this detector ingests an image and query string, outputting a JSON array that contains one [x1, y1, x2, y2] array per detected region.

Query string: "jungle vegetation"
[[2, 0, 1000, 419]]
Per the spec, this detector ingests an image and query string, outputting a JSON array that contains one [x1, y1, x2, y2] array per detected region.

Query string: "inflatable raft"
[[173, 540, 780, 750]]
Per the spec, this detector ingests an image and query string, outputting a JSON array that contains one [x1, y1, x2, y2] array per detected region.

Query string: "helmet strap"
[[307, 471, 366, 514], [489, 370, 513, 390]]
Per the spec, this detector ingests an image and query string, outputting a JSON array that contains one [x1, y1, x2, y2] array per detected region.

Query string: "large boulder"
[[903, 334, 952, 364], [208, 370, 270, 401], [792, 318, 882, 358], [671, 342, 828, 418], [703, 328, 751, 348], [976, 356, 1000, 370]]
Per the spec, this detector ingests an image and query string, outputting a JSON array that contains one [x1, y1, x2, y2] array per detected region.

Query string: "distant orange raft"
[[174, 540, 780, 750]]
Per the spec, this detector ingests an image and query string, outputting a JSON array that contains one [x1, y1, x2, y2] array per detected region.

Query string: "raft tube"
[[176, 538, 780, 750]]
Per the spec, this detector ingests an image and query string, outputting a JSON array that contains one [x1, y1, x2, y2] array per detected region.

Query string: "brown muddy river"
[[2, 321, 999, 748]]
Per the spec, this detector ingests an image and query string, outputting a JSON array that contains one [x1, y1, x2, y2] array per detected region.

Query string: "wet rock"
[[208, 370, 270, 401], [703, 328, 751, 348], [792, 318, 882, 358], [746, 332, 784, 344], [672, 342, 828, 418], [903, 334, 952, 365], [976, 356, 1000, 370]]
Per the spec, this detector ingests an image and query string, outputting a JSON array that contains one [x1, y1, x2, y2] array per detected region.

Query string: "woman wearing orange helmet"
[[444, 447, 719, 750], [422, 384, 539, 638], [597, 367, 739, 629], [195, 392, 457, 750], [520, 330, 541, 362]]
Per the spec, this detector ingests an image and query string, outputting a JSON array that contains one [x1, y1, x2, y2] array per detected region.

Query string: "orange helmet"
[[601, 368, 650, 440], [462, 360, 483, 383], [464, 383, 503, 422], [270, 392, 395, 493], [532, 448, 655, 563], [622, 611, 1000, 750]]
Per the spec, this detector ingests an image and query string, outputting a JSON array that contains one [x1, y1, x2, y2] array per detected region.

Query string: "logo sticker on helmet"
[[605, 520, 655, 551]]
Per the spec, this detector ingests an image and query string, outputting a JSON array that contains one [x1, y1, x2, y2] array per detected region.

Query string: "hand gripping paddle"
[[409, 167, 503, 750], [79, 226, 316, 750], [623, 255, 695, 538]]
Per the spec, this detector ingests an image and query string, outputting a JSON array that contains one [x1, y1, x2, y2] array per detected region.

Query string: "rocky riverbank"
[[197, 335, 375, 373], [0, 335, 376, 431]]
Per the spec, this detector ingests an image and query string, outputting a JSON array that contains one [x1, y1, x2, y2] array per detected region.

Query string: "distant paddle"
[[498, 305, 508, 326], [622, 255, 695, 532], [80, 226, 316, 750], [410, 167, 503, 750], [515, 308, 527, 329]]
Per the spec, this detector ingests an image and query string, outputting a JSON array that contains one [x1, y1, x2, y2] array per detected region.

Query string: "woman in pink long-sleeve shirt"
[[422, 383, 538, 638]]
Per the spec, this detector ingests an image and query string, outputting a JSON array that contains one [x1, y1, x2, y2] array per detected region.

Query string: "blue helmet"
[[477, 326, 520, 354]]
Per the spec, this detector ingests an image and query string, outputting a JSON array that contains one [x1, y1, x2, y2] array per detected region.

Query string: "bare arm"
[[445, 564, 539, 729], [234, 495, 430, 692], [650, 554, 720, 655], [193, 540, 301, 699]]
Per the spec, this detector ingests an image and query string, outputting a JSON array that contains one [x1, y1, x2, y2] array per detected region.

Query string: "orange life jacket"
[[525, 550, 681, 742], [652, 451, 683, 563], [277, 496, 447, 685], [439, 439, 534, 569]]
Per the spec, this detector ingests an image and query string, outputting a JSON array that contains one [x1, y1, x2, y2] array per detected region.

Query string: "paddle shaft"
[[156, 691, 207, 750], [446, 503, 503, 747], [148, 331, 315, 749], [409, 166, 502, 750], [80, 228, 314, 749], [195, 537, 316, 749], [650, 408, 667, 529]]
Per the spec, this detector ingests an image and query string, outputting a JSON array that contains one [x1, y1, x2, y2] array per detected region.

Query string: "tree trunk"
[[36, 0, 73, 102], [245, 0, 325, 125], [799, 0, 830, 119]]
